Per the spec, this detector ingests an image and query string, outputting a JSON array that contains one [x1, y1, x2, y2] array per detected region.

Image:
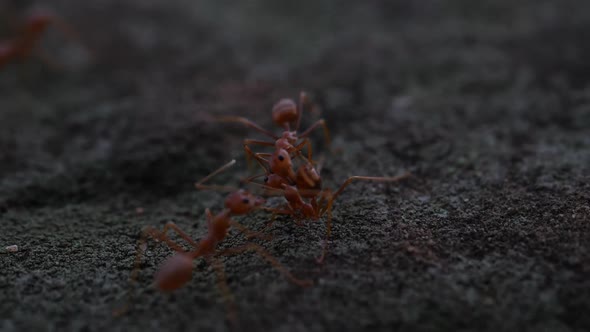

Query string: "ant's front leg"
[[130, 222, 198, 283], [229, 220, 272, 241], [217, 116, 278, 139], [243, 141, 272, 171], [216, 243, 313, 287], [115, 222, 198, 316], [206, 256, 239, 325], [299, 119, 331, 151]]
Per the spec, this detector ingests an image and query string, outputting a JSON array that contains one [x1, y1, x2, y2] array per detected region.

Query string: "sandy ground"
[[1, 0, 589, 331]]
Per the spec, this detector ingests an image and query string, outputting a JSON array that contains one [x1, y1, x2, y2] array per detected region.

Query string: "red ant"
[[218, 94, 411, 263], [0, 10, 78, 70], [121, 160, 312, 321], [242, 143, 412, 263], [218, 91, 331, 164]]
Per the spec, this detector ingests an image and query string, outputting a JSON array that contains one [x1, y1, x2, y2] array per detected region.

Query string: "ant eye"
[[278, 155, 285, 161], [242, 198, 250, 204]]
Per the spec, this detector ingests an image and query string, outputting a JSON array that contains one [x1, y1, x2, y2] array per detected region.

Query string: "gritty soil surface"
[[1, 1, 589, 331]]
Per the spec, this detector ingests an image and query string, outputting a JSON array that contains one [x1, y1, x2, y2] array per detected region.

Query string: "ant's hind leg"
[[114, 224, 194, 316], [217, 243, 313, 287], [317, 190, 334, 264], [330, 173, 412, 204], [208, 256, 238, 324], [129, 226, 187, 282], [229, 220, 272, 241], [299, 119, 331, 151], [129, 221, 201, 285], [217, 116, 278, 139]]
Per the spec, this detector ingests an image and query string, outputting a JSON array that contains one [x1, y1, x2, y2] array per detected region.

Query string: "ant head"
[[154, 253, 193, 291], [264, 173, 289, 189], [224, 189, 265, 215], [270, 148, 294, 178], [272, 98, 298, 129], [296, 164, 322, 197]]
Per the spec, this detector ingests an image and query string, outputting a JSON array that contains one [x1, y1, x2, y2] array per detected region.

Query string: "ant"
[[242, 142, 412, 263], [218, 91, 331, 165], [0, 10, 78, 70], [120, 160, 312, 322], [218, 94, 412, 263]]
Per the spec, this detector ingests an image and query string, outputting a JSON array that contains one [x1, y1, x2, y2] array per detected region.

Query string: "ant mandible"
[[122, 160, 312, 322]]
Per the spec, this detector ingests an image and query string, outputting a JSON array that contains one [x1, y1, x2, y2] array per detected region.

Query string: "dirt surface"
[[1, 1, 589, 331]]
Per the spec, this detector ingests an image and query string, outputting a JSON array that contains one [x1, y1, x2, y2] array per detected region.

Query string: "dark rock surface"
[[1, 1, 589, 331]]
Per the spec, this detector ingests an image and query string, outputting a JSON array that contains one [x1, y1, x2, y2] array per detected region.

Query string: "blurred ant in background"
[[0, 8, 82, 70]]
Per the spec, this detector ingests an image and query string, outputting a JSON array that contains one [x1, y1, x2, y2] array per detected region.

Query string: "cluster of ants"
[[122, 92, 411, 320], [1, 7, 411, 324]]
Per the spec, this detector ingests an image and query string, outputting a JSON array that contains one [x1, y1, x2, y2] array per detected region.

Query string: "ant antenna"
[[295, 91, 307, 132], [195, 160, 239, 192]]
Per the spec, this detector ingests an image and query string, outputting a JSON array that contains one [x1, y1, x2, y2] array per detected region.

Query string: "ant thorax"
[[275, 131, 298, 151]]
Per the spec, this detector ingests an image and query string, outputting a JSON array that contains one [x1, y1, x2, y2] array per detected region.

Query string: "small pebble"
[[4, 245, 18, 253]]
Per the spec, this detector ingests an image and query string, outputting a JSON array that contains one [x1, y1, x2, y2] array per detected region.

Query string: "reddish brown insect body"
[[122, 160, 311, 322], [230, 96, 412, 263], [0, 11, 77, 69], [219, 91, 331, 165]]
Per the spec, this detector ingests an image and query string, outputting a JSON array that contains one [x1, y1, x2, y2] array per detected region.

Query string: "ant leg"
[[256, 206, 294, 231], [292, 138, 314, 164], [299, 119, 331, 150], [217, 116, 278, 139], [217, 243, 313, 287], [329, 173, 412, 206], [162, 221, 200, 248], [207, 256, 238, 324], [114, 225, 193, 316], [229, 220, 272, 241], [243, 139, 274, 170], [295, 91, 309, 131], [315, 173, 411, 263], [317, 190, 334, 264], [243, 144, 270, 172], [195, 160, 239, 192], [129, 223, 200, 283], [240, 173, 266, 185], [242, 179, 285, 197], [243, 139, 275, 148]]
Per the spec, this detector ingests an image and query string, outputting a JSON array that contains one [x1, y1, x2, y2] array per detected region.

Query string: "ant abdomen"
[[272, 98, 298, 128], [154, 253, 194, 291]]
